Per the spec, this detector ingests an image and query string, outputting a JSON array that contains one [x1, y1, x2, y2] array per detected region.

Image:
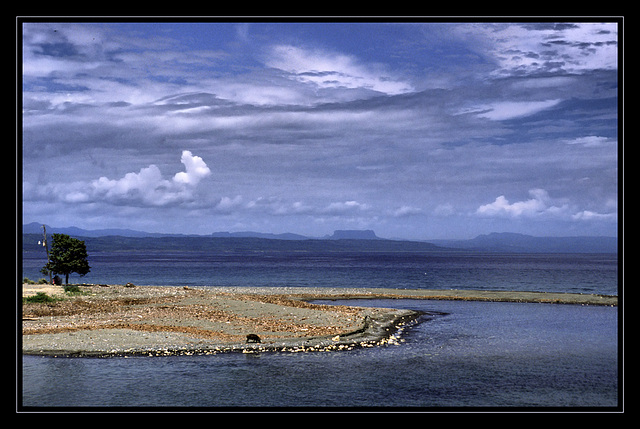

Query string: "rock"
[[246, 334, 261, 343], [125, 282, 135, 288]]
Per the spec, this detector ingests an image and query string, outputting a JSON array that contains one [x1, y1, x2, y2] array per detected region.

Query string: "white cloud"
[[572, 210, 617, 221], [239, 197, 374, 218], [470, 99, 562, 121], [244, 197, 315, 216], [67, 151, 211, 207], [476, 189, 567, 218], [265, 45, 413, 95], [211, 79, 314, 106], [460, 23, 618, 76], [215, 195, 244, 213], [476, 189, 617, 224], [321, 200, 370, 215], [564, 136, 614, 147], [91, 165, 167, 204], [173, 150, 211, 186]]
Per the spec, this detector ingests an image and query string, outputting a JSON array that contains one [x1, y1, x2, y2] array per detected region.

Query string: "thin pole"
[[42, 225, 52, 284]]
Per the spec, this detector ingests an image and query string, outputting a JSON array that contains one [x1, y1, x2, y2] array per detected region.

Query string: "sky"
[[20, 19, 620, 239]]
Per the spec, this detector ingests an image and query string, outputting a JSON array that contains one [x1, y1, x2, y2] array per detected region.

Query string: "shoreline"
[[211, 285, 617, 305], [22, 285, 617, 357]]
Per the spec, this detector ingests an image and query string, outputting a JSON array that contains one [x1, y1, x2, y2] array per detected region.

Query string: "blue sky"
[[21, 20, 619, 239]]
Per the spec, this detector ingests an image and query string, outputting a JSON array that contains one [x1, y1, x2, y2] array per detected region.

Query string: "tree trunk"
[[65, 273, 69, 284]]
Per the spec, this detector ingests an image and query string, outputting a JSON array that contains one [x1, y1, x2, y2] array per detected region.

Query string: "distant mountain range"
[[22, 222, 167, 238], [21, 223, 617, 253], [22, 222, 381, 241], [211, 229, 379, 240], [428, 232, 618, 254]]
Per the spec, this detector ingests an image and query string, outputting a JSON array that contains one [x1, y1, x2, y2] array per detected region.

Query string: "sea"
[[20, 250, 620, 409]]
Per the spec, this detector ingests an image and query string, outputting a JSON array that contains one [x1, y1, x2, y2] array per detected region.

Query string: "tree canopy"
[[41, 234, 91, 284]]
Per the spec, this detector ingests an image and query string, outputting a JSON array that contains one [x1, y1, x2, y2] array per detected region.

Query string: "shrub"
[[23, 292, 56, 303], [63, 285, 82, 294]]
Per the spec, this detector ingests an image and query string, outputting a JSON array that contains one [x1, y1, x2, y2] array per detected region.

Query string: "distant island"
[[22, 223, 617, 254], [326, 230, 380, 240]]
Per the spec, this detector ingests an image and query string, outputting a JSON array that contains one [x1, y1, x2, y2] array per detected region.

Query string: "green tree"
[[41, 234, 91, 284]]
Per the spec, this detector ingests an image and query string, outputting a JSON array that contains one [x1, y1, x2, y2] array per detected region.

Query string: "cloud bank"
[[21, 22, 619, 238]]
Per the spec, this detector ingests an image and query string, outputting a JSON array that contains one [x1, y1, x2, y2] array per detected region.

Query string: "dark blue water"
[[21, 300, 618, 408], [22, 251, 618, 295], [20, 251, 620, 408]]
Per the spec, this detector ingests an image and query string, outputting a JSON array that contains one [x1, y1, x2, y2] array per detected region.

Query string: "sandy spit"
[[21, 285, 419, 357], [21, 284, 616, 357]]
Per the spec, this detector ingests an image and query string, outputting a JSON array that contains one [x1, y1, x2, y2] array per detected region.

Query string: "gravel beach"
[[21, 284, 616, 357]]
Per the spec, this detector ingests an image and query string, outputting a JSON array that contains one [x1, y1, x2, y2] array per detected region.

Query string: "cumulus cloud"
[[476, 189, 567, 218], [68, 151, 211, 207], [476, 189, 617, 224], [172, 151, 211, 185]]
